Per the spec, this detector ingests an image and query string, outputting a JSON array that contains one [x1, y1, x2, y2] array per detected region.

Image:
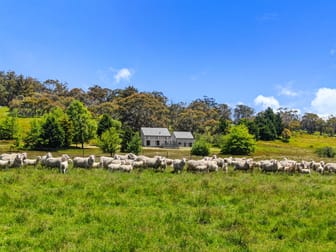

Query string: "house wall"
[[171, 136, 194, 147], [141, 135, 171, 147]]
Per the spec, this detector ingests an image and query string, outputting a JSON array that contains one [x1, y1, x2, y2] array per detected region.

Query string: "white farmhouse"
[[172, 131, 194, 147], [140, 127, 194, 148], [140, 127, 171, 147]]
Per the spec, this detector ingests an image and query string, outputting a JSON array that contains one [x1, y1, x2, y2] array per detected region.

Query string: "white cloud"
[[311, 88, 336, 116], [278, 86, 298, 97], [254, 95, 280, 110], [276, 81, 299, 97], [114, 68, 132, 83]]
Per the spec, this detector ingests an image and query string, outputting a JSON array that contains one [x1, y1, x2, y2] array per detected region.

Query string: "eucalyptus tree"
[[67, 100, 96, 149]]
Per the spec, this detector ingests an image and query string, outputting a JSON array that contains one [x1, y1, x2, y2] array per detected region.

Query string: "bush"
[[221, 124, 256, 155], [191, 139, 210, 156], [316, 146, 336, 158], [281, 128, 292, 143]]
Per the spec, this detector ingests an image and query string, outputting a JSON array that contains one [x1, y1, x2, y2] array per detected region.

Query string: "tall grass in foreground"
[[1, 167, 336, 251]]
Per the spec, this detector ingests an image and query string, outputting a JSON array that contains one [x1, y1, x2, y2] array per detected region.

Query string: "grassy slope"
[[1, 167, 336, 251], [1, 108, 336, 250]]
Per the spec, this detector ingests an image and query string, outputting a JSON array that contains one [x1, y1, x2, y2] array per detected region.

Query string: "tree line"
[[1, 70, 336, 152]]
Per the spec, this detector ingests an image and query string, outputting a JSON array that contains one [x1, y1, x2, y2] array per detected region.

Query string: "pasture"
[[1, 134, 336, 251], [1, 164, 336, 250]]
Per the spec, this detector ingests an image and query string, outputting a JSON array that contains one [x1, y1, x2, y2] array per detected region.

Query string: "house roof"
[[141, 127, 171, 137], [173, 131, 194, 139]]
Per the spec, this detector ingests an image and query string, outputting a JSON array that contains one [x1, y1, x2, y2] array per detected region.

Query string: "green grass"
[[1, 167, 336, 251], [1, 109, 336, 250]]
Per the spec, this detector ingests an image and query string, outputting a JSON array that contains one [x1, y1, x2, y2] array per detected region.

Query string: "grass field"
[[1, 110, 336, 250], [1, 166, 336, 251]]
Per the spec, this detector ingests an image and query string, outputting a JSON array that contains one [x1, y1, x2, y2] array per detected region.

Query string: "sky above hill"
[[1, 1, 336, 116]]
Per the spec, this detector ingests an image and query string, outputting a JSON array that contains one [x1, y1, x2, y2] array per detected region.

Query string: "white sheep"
[[73, 155, 95, 168], [23, 156, 41, 167], [0, 160, 10, 169], [120, 164, 133, 173], [206, 160, 219, 172], [60, 160, 69, 173], [172, 158, 186, 173], [100, 156, 115, 169], [108, 163, 122, 172], [0, 153, 25, 168], [132, 161, 144, 169], [44, 154, 70, 173]]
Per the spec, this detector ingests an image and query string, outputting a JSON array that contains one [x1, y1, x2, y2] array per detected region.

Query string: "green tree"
[[117, 92, 169, 131], [120, 125, 134, 153], [40, 115, 65, 148], [126, 132, 142, 155], [97, 114, 122, 138], [221, 124, 256, 155], [254, 107, 282, 141], [98, 127, 122, 156], [191, 138, 210, 156], [24, 119, 43, 149], [301, 113, 322, 134], [0, 114, 19, 140], [234, 104, 254, 124], [67, 100, 96, 149]]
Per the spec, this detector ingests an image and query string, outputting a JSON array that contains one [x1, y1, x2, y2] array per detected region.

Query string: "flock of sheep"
[[0, 151, 335, 175]]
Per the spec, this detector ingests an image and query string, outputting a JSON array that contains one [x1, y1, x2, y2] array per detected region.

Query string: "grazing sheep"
[[324, 163, 336, 173], [310, 160, 324, 171], [132, 161, 144, 169], [157, 158, 167, 171], [187, 160, 208, 173], [92, 162, 101, 168], [260, 160, 280, 173], [0, 160, 10, 168], [233, 159, 253, 172], [186, 160, 202, 172], [316, 165, 324, 174], [23, 156, 41, 167], [165, 158, 174, 166], [0, 153, 25, 168], [120, 164, 133, 173], [172, 158, 186, 173], [73, 155, 95, 168], [100, 156, 115, 168], [44, 154, 70, 173], [108, 163, 122, 172], [194, 164, 208, 173], [143, 156, 163, 170], [279, 158, 296, 171], [40, 152, 53, 166], [206, 160, 219, 172], [60, 160, 69, 173], [297, 166, 311, 174]]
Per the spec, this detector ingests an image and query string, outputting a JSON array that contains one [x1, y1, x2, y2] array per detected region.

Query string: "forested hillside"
[[1, 70, 336, 149]]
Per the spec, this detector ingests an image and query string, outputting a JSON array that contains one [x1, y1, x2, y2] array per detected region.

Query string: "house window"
[[184, 142, 186, 147], [178, 142, 181, 145], [146, 140, 150, 146], [156, 140, 160, 146], [189, 143, 192, 147]]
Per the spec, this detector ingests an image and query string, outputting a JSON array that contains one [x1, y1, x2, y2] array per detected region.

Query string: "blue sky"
[[1, 1, 336, 116]]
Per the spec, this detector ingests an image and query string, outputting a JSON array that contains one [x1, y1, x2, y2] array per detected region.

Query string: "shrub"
[[191, 139, 210, 156], [316, 146, 336, 158], [221, 124, 256, 155], [281, 128, 292, 143]]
